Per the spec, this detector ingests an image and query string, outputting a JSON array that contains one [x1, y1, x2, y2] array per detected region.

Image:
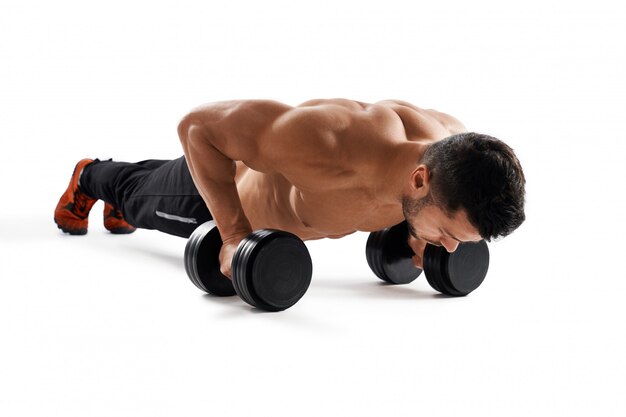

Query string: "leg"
[[133, 159, 172, 170], [79, 156, 212, 238]]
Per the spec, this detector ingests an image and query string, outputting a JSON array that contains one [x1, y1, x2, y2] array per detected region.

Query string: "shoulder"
[[272, 98, 373, 138], [423, 109, 468, 134], [374, 99, 468, 136], [296, 97, 370, 110], [288, 98, 406, 136]]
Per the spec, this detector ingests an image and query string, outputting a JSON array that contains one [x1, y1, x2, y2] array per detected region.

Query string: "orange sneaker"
[[103, 202, 137, 234], [54, 158, 99, 235]]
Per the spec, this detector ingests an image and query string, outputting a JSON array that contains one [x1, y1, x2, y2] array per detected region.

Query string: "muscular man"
[[54, 98, 526, 279]]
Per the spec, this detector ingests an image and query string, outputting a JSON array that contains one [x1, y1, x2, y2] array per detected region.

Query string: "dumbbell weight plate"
[[184, 220, 237, 296], [185, 221, 215, 291], [185, 221, 211, 291], [366, 221, 422, 284], [424, 240, 489, 296], [423, 244, 459, 296], [232, 229, 313, 312]]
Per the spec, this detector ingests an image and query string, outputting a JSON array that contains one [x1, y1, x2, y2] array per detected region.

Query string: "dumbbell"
[[184, 220, 313, 311], [365, 221, 489, 296]]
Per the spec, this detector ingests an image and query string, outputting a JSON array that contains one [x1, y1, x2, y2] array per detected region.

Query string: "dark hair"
[[422, 132, 526, 241]]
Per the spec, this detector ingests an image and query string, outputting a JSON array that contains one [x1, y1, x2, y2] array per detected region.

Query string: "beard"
[[401, 193, 434, 239], [401, 193, 433, 219]]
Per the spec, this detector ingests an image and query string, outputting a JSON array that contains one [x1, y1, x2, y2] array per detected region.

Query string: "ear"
[[410, 164, 431, 198]]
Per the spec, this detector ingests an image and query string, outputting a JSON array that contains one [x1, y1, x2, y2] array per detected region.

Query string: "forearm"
[[179, 124, 253, 243]]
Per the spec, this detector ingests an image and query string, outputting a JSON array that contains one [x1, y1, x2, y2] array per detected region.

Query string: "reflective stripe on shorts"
[[155, 210, 198, 224]]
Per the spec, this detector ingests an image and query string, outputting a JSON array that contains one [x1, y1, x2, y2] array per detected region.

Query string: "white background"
[[1, 0, 625, 415]]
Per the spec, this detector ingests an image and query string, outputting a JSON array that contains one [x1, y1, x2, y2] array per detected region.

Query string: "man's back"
[[185, 98, 468, 241]]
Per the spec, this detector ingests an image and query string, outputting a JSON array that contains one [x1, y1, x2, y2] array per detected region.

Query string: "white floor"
[[2, 1, 625, 415], [1, 197, 624, 416]]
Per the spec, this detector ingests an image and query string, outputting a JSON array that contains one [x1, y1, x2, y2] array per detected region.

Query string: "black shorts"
[[79, 155, 212, 238]]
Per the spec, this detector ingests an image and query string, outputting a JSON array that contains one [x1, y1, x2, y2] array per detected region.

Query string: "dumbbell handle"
[[399, 239, 418, 260], [393, 222, 422, 261]]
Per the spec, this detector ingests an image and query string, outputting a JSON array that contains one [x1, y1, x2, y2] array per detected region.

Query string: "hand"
[[407, 234, 427, 269], [219, 234, 248, 279]]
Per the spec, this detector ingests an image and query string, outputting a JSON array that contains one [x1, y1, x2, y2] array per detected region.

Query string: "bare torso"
[[233, 99, 466, 241]]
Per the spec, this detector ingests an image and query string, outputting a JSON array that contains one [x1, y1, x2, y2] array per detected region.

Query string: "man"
[[54, 98, 526, 279]]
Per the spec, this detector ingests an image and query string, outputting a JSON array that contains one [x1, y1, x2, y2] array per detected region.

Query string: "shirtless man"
[[54, 98, 526, 280]]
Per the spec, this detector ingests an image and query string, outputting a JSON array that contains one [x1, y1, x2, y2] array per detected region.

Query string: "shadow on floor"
[[310, 277, 456, 300], [112, 242, 184, 271]]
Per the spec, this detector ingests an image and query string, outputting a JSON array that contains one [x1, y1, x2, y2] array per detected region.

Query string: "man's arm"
[[176, 99, 294, 244]]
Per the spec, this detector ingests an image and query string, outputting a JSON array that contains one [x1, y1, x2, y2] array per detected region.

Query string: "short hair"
[[421, 132, 526, 241]]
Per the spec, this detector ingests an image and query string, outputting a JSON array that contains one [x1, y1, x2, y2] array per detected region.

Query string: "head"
[[402, 132, 526, 252]]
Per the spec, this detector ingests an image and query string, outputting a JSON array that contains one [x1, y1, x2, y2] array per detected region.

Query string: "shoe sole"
[[107, 227, 137, 234], [54, 217, 87, 235]]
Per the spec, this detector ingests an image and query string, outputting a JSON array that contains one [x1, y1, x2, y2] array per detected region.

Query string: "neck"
[[377, 141, 429, 205]]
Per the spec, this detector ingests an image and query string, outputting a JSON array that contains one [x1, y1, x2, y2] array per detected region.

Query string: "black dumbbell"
[[184, 220, 313, 311], [365, 221, 489, 296]]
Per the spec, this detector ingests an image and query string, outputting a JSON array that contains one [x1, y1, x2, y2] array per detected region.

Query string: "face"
[[401, 194, 482, 253]]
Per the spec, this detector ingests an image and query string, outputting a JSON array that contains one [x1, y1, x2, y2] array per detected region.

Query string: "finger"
[[220, 266, 232, 279], [412, 255, 422, 269]]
